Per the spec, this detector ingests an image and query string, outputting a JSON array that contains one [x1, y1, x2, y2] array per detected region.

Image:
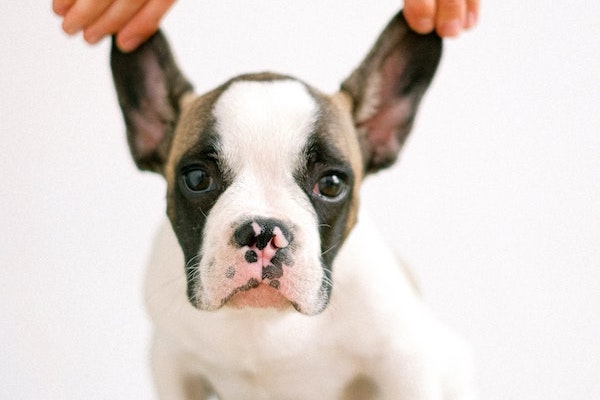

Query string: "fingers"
[[115, 0, 177, 52], [435, 0, 466, 37], [404, 0, 479, 37], [52, 0, 76, 16], [464, 0, 480, 29], [82, 1, 148, 45], [54, 0, 176, 52], [56, 0, 478, 52], [60, 0, 114, 34], [403, 0, 437, 34]]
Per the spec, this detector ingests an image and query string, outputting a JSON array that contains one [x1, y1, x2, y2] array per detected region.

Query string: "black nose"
[[233, 218, 293, 249]]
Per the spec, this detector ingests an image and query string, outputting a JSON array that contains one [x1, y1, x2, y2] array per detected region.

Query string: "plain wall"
[[1, 1, 599, 398]]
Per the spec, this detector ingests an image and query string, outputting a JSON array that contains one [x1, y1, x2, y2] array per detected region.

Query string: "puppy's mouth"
[[222, 278, 293, 311]]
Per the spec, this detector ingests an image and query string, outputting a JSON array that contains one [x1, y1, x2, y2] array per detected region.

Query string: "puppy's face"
[[164, 76, 362, 314], [111, 11, 441, 315]]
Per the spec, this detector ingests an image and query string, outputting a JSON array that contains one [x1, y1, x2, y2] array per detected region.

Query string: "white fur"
[[190, 80, 328, 314], [145, 211, 476, 399], [214, 80, 317, 177], [144, 81, 476, 399], [146, 80, 474, 400]]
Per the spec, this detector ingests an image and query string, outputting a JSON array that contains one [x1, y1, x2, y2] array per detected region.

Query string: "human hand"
[[404, 0, 479, 37], [53, 0, 176, 52]]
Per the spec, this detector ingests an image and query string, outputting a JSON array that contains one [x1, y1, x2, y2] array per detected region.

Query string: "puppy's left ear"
[[111, 30, 193, 173], [341, 11, 442, 173]]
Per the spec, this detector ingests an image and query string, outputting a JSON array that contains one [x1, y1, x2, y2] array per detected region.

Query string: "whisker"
[[320, 270, 334, 288], [185, 254, 202, 271], [321, 241, 340, 256]]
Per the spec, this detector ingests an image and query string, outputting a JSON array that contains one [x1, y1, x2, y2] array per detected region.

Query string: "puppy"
[[111, 10, 476, 400]]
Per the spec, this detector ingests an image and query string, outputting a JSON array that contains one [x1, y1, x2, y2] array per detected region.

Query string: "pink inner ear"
[[362, 99, 410, 163], [130, 109, 166, 158], [379, 50, 408, 105], [129, 55, 173, 158], [361, 98, 411, 158], [357, 49, 414, 166]]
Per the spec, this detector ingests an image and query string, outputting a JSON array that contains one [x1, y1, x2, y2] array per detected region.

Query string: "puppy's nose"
[[233, 218, 292, 250]]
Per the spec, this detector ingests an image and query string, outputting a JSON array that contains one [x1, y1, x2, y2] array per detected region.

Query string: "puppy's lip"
[[225, 282, 292, 310]]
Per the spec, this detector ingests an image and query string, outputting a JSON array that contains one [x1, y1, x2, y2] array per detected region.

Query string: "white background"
[[1, 1, 599, 399]]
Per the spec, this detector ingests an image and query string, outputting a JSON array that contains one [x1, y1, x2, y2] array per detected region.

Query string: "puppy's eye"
[[182, 168, 214, 193], [313, 174, 347, 199]]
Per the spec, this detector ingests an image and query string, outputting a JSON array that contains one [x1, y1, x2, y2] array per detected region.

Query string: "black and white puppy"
[[111, 10, 475, 400]]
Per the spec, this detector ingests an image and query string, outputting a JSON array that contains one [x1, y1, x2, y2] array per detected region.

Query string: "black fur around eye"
[[182, 168, 215, 193], [314, 174, 347, 199]]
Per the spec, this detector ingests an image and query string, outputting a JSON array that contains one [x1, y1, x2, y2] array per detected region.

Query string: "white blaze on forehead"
[[197, 79, 328, 314], [212, 79, 318, 177]]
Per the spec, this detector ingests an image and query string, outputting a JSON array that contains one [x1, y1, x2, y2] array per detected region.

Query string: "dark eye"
[[182, 168, 214, 193], [313, 174, 347, 199]]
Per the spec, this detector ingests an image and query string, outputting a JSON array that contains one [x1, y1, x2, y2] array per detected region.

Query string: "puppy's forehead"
[[212, 79, 318, 173]]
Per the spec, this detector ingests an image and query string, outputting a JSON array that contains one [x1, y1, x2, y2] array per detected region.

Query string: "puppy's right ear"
[[111, 31, 193, 173]]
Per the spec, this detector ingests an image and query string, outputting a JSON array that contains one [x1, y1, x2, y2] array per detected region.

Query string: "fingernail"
[[118, 36, 142, 52], [54, 6, 67, 16], [85, 31, 102, 45], [415, 18, 435, 33], [62, 21, 80, 35], [466, 12, 478, 29], [439, 19, 461, 37], [64, 26, 80, 35]]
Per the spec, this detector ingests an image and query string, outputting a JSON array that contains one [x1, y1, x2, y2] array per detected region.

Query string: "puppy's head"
[[111, 11, 441, 315]]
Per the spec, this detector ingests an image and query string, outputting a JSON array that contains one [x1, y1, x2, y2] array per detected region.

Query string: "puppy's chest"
[[199, 344, 358, 399], [181, 307, 370, 399]]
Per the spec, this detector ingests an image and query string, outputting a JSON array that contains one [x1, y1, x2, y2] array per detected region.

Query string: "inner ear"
[[340, 10, 442, 173], [111, 30, 193, 173]]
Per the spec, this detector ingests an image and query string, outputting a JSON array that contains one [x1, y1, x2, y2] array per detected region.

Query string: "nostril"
[[233, 217, 293, 249], [233, 223, 258, 247], [255, 231, 272, 250]]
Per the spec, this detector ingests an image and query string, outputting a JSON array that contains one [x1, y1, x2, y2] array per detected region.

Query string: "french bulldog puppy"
[[111, 10, 475, 400]]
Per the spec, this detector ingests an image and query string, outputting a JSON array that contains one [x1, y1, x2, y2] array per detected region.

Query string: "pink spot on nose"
[[261, 240, 278, 263], [272, 227, 289, 248], [251, 222, 262, 236]]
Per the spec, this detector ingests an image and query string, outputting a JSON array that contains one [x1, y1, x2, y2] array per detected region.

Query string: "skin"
[[404, 0, 480, 36], [53, 0, 177, 52], [53, 0, 479, 52]]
